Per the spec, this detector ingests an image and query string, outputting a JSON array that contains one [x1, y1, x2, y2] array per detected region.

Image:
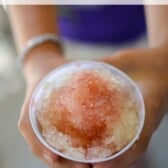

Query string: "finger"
[[93, 146, 143, 168], [19, 90, 93, 168], [18, 112, 58, 166], [93, 127, 150, 168], [18, 95, 59, 166], [92, 93, 151, 168]]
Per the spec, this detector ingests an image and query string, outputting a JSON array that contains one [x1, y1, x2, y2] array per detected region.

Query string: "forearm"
[[145, 5, 168, 48], [8, 5, 63, 81], [8, 5, 59, 52]]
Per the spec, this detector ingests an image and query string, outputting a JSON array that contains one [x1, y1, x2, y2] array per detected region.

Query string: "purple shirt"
[[58, 5, 146, 44]]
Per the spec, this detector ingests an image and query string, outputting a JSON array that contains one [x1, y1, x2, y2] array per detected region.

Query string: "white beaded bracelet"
[[19, 33, 63, 64]]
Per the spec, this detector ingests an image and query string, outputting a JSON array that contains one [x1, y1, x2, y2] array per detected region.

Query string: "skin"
[[8, 5, 168, 168]]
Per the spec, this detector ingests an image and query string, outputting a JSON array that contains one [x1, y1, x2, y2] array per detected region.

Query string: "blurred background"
[[0, 5, 168, 168]]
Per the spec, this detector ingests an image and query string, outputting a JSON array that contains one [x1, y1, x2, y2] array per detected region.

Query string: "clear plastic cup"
[[29, 61, 145, 163]]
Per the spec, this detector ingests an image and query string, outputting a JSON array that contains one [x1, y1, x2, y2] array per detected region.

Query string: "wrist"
[[23, 42, 64, 84]]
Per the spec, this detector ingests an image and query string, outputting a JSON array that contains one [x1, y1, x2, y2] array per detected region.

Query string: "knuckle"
[[30, 145, 41, 157], [138, 145, 147, 155], [17, 118, 25, 131]]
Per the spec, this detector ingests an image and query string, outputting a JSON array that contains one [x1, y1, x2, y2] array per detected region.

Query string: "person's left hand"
[[93, 46, 168, 168]]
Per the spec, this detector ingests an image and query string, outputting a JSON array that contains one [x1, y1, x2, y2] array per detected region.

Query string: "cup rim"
[[29, 60, 145, 163]]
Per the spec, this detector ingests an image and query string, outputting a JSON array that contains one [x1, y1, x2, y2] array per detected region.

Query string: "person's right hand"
[[18, 43, 92, 168]]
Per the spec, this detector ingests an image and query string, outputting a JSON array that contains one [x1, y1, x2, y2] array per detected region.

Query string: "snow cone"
[[29, 61, 145, 163]]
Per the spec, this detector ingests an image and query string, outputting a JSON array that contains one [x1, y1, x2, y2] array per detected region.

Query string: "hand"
[[18, 43, 92, 168], [93, 46, 168, 168]]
